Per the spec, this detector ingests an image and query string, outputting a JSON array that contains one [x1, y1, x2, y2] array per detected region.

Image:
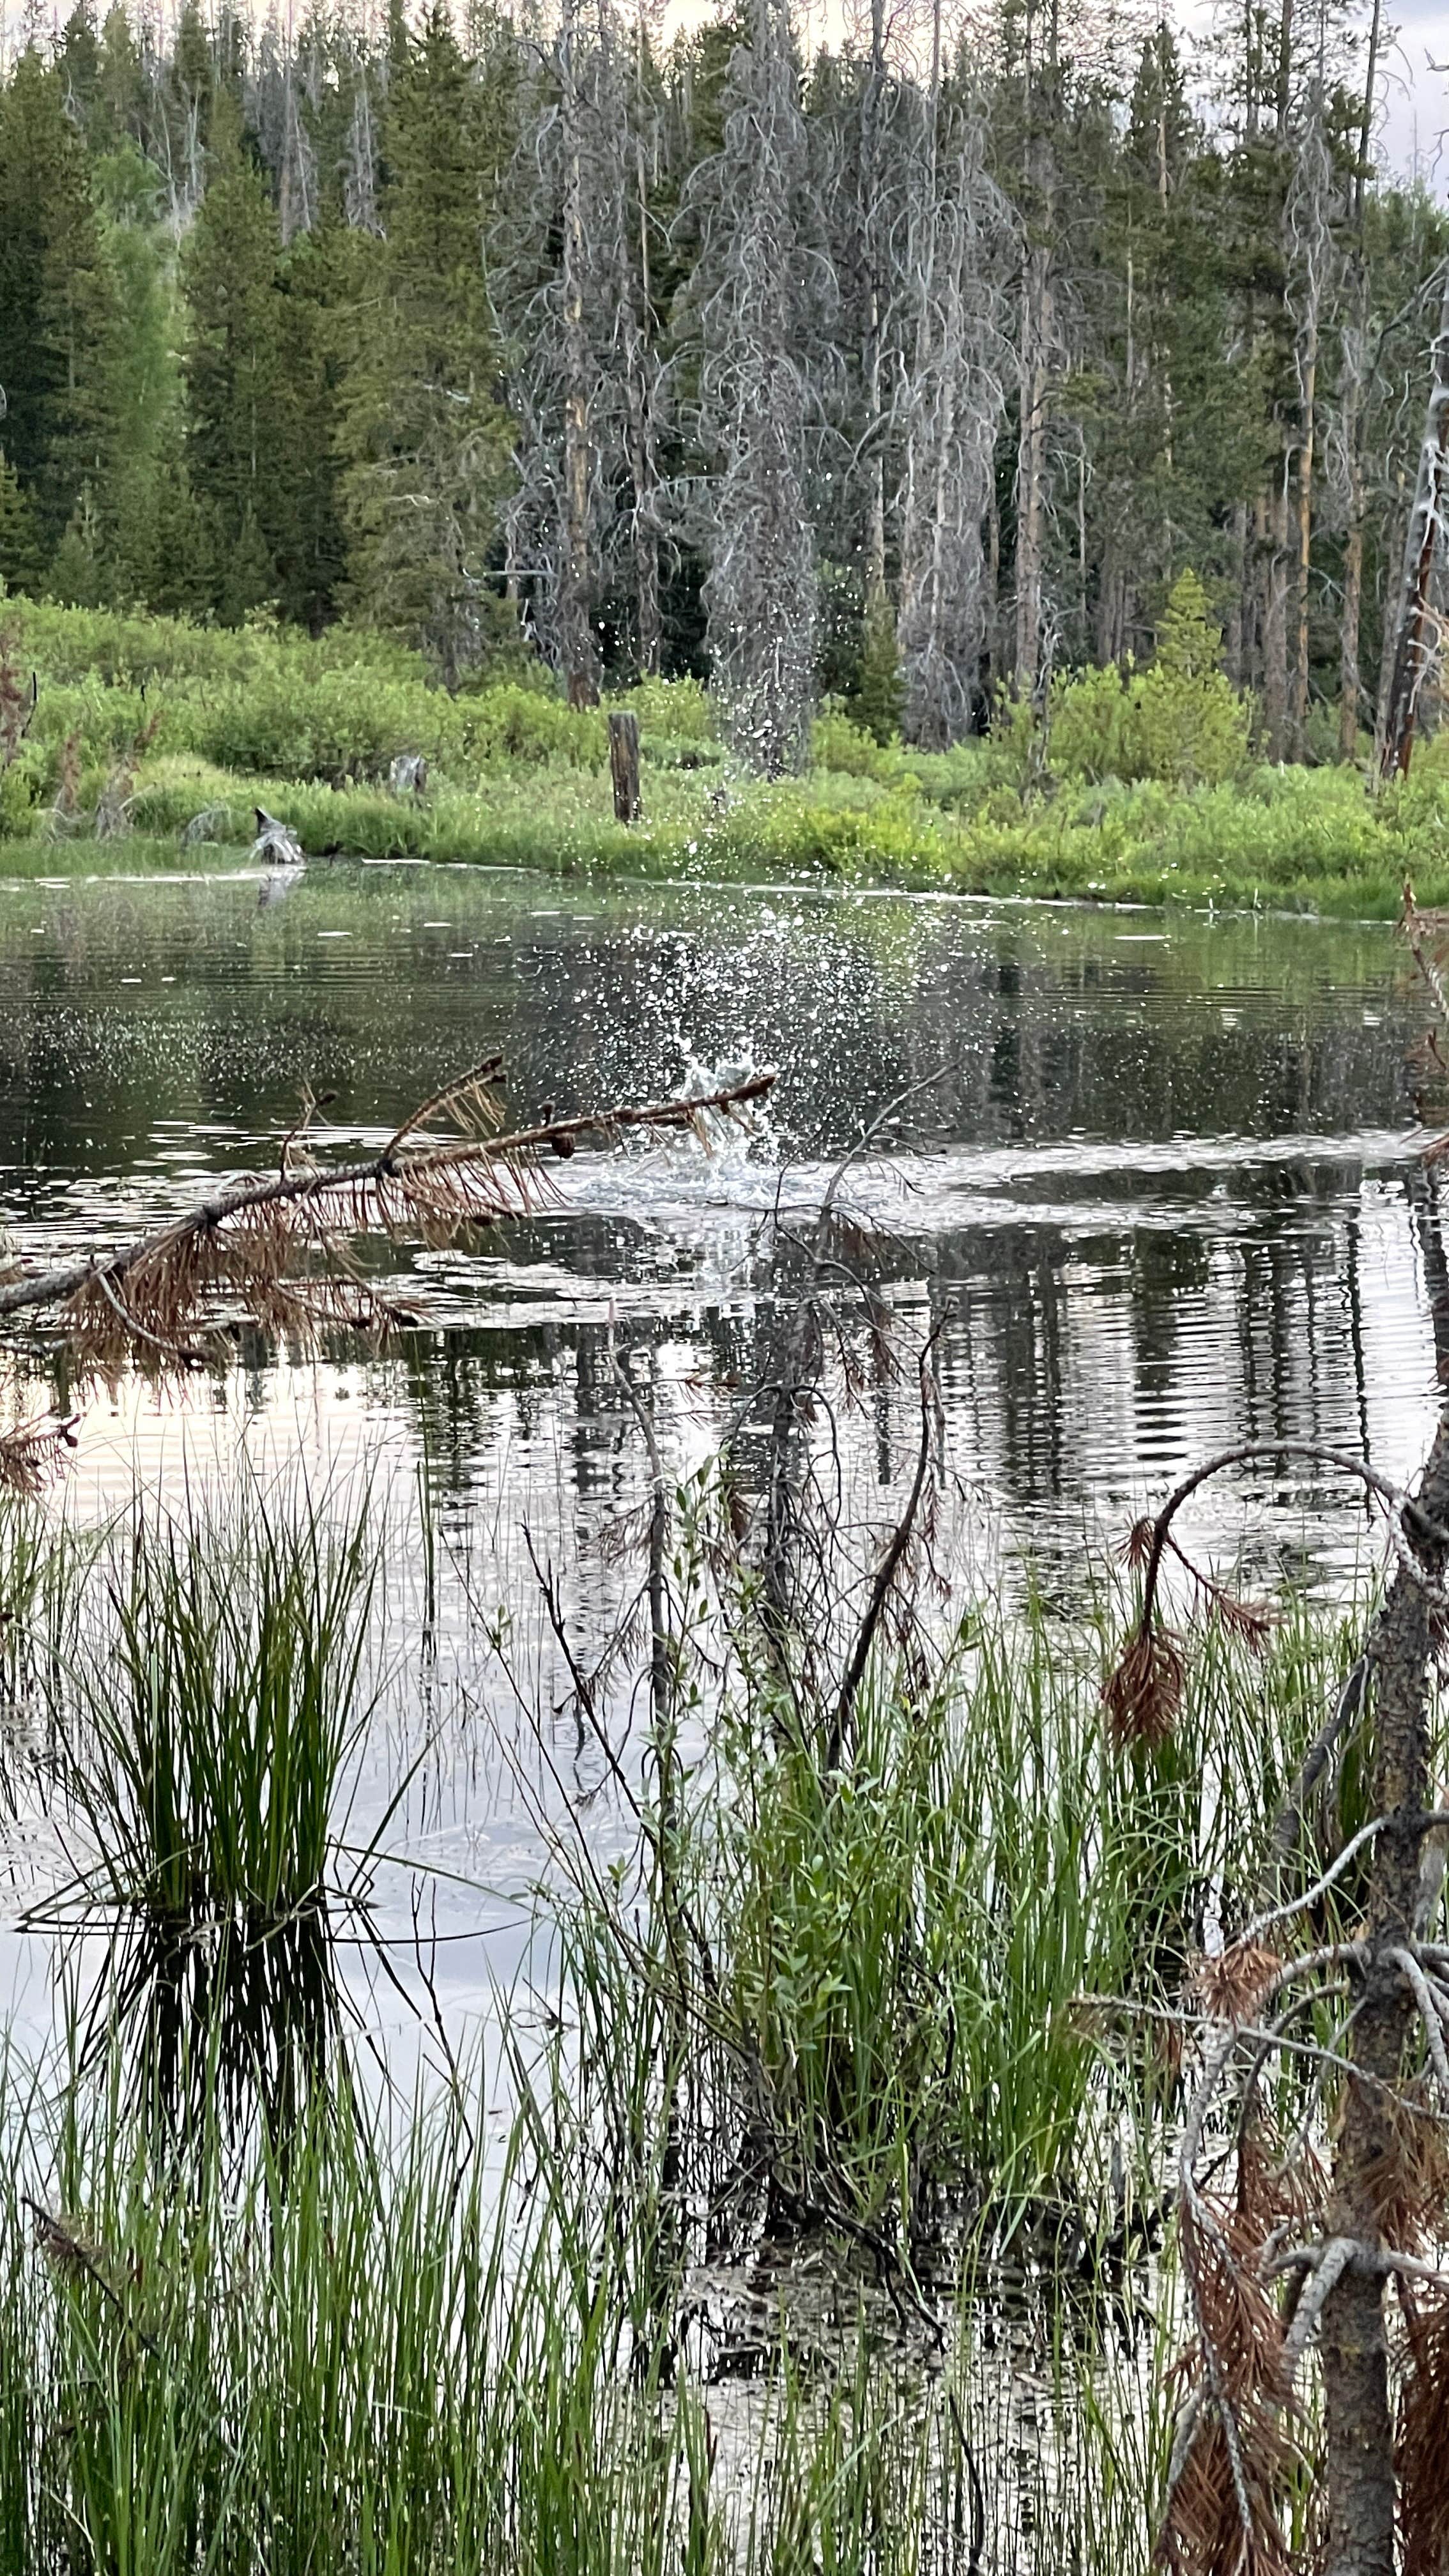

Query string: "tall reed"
[[63, 1478, 378, 1920]]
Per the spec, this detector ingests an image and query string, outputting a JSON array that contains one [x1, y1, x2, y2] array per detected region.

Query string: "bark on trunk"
[[1291, 323, 1318, 755], [1321, 1406, 1449, 2572], [1226, 498, 1248, 687], [1340, 454, 1365, 760], [1013, 8, 1057, 699], [1378, 276, 1449, 785], [1260, 480, 1291, 757], [630, 118, 661, 677], [608, 710, 641, 820], [1014, 253, 1052, 696]]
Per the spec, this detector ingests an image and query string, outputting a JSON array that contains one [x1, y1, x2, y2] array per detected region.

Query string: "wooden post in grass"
[[608, 712, 642, 823]]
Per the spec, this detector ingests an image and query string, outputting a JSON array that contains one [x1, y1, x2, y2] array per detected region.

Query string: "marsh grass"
[[61, 1478, 379, 1922], [0, 2013, 1180, 2576], [537, 1539, 1363, 2263], [0, 1457, 1370, 2570]]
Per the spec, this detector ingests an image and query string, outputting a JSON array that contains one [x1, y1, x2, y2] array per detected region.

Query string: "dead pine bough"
[[0, 1056, 776, 1406], [1100, 1424, 1449, 2575]]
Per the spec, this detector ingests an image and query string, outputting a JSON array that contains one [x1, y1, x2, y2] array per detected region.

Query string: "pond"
[[0, 859, 1438, 2065]]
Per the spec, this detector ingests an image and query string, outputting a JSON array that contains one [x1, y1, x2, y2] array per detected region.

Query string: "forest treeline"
[[0, 0, 1444, 774]]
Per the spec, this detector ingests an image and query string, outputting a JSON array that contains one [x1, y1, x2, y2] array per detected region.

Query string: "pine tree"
[[95, 4, 146, 153], [0, 453, 43, 597], [337, 2, 512, 678], [180, 91, 289, 618], [0, 47, 123, 566]]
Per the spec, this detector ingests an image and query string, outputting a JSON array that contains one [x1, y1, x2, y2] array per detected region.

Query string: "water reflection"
[[70, 1908, 353, 2152], [0, 868, 1439, 2046]]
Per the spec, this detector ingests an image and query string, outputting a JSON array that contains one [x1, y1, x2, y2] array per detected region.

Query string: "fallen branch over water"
[[0, 1062, 776, 1374]]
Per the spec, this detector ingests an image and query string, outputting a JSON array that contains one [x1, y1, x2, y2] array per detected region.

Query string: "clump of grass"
[[0, 2024, 1087, 2576], [540, 1506, 1363, 2262], [64, 1478, 378, 1922], [0, 2008, 1186, 2576]]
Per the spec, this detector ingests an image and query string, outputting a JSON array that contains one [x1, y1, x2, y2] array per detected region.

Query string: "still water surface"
[[0, 862, 1439, 2052]]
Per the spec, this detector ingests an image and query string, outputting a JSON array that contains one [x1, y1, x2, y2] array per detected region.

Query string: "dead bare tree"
[[1378, 271, 1449, 785], [1334, 0, 1382, 762], [896, 98, 1013, 747], [684, 0, 830, 776], [501, 0, 663, 690], [1285, 88, 1334, 758], [1013, 0, 1061, 701]]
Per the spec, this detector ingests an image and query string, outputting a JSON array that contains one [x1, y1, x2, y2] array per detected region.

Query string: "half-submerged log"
[[252, 807, 304, 866]]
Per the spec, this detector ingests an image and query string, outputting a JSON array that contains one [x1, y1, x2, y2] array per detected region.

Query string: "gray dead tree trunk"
[[896, 103, 1011, 749], [627, 4, 662, 676], [342, 54, 382, 236], [1287, 95, 1332, 757], [1338, 0, 1381, 759], [499, 0, 662, 689], [1378, 271, 1449, 785], [1013, 0, 1059, 700], [689, 0, 824, 776]]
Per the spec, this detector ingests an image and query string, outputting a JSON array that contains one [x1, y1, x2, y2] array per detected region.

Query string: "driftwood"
[[252, 806, 305, 866]]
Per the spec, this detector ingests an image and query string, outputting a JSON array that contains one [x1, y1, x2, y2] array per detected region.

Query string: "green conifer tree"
[[850, 592, 905, 746], [180, 93, 289, 618], [0, 453, 43, 597], [96, 4, 146, 151], [0, 47, 124, 565], [337, 1, 513, 677]]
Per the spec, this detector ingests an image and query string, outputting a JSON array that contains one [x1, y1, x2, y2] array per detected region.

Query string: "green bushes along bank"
[[4, 593, 1448, 917]]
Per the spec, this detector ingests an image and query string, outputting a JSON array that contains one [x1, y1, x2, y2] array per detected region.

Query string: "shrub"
[[618, 673, 716, 743], [811, 707, 886, 776], [1047, 663, 1138, 784], [1047, 574, 1250, 792]]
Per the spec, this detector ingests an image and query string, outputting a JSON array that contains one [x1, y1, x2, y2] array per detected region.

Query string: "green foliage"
[[620, 672, 717, 742], [0, 48, 124, 557], [850, 592, 904, 746], [0, 455, 44, 597], [337, 3, 513, 679], [811, 705, 889, 776], [180, 98, 289, 622], [8, 595, 1449, 921], [1048, 576, 1251, 789], [67, 1480, 377, 1920], [1046, 663, 1140, 783]]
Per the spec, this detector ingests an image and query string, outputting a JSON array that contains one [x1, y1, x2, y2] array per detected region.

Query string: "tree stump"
[[608, 712, 642, 824]]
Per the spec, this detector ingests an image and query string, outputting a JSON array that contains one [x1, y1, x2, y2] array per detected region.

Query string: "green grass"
[[53, 1478, 379, 1922], [4, 594, 1449, 915], [0, 1455, 1388, 2571], [0, 2022, 1181, 2576], [535, 1451, 1364, 2250]]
